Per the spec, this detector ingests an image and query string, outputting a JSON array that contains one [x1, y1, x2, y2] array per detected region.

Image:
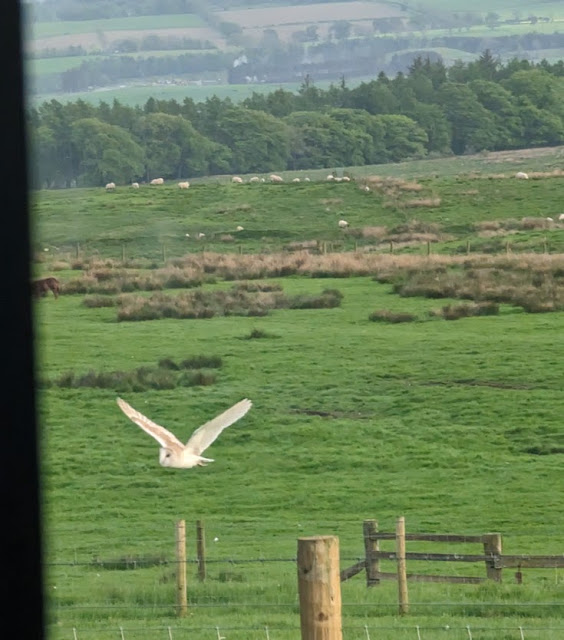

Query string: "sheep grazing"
[[338, 220, 349, 228], [178, 181, 190, 189], [292, 177, 301, 183], [326, 175, 334, 181], [236, 225, 244, 231], [232, 176, 244, 184], [150, 178, 164, 185], [304, 177, 310, 182], [131, 182, 140, 189], [334, 177, 342, 182], [515, 171, 529, 180], [363, 185, 371, 192], [249, 176, 260, 183], [269, 174, 283, 183], [105, 182, 116, 191], [342, 176, 351, 182], [546, 217, 554, 222], [559, 213, 564, 221], [197, 232, 206, 239]]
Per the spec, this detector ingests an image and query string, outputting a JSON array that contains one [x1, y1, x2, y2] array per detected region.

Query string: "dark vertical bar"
[[1, 1, 43, 637]]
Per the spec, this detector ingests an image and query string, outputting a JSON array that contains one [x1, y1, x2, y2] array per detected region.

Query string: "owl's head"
[[159, 447, 174, 467]]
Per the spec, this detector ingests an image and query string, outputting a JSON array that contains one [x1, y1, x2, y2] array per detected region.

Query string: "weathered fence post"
[[426, 240, 431, 256], [196, 520, 206, 582], [122, 244, 126, 263], [466, 239, 470, 255], [175, 519, 188, 616], [162, 244, 167, 263], [483, 533, 503, 582], [363, 520, 380, 586], [389, 240, 394, 254], [396, 517, 409, 615], [297, 536, 342, 640]]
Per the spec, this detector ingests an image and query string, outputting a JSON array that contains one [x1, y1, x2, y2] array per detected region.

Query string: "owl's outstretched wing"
[[185, 398, 252, 455], [117, 397, 184, 450]]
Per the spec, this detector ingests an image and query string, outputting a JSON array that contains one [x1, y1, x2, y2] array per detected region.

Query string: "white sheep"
[[363, 186, 371, 192], [178, 181, 190, 189], [185, 233, 190, 238], [197, 232, 206, 239], [150, 177, 164, 185], [232, 176, 244, 183], [236, 225, 244, 231], [558, 213, 564, 221], [131, 182, 140, 189], [546, 217, 554, 222], [338, 220, 349, 228], [105, 182, 116, 190], [270, 174, 283, 183], [342, 176, 351, 182], [292, 177, 301, 183], [515, 171, 529, 180], [334, 177, 342, 182], [249, 176, 261, 183], [326, 175, 334, 181], [304, 177, 310, 182]]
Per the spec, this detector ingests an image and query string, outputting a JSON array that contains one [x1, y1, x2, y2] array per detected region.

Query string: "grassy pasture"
[[30, 14, 205, 39], [36, 154, 564, 639]]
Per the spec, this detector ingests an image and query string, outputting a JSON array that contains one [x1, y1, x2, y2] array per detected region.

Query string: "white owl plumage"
[[116, 397, 252, 468]]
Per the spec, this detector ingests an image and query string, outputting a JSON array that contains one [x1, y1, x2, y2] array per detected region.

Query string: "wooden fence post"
[[396, 517, 409, 615], [466, 239, 470, 255], [175, 520, 188, 616], [426, 240, 431, 256], [297, 536, 342, 640], [483, 533, 503, 582], [389, 240, 394, 254], [122, 244, 126, 263], [196, 520, 206, 582], [363, 520, 380, 586]]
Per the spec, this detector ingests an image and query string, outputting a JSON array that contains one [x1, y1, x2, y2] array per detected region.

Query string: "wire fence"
[[51, 623, 564, 640]]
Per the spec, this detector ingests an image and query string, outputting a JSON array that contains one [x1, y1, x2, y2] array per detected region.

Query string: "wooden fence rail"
[[341, 518, 563, 586]]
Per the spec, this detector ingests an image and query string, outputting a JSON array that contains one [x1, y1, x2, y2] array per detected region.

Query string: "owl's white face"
[[159, 447, 174, 467]]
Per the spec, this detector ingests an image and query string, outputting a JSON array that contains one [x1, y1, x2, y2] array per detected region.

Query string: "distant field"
[[219, 1, 402, 28], [30, 27, 224, 54], [29, 14, 205, 39], [30, 75, 380, 107], [418, 0, 564, 15], [27, 49, 220, 76]]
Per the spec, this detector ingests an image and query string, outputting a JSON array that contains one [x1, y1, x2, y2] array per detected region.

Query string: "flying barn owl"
[[116, 397, 252, 468]]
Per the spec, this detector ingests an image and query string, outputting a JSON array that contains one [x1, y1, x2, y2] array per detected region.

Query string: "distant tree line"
[[28, 54, 564, 188], [29, 31, 564, 97]]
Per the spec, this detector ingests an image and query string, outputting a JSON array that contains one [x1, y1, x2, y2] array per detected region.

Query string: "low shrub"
[[369, 310, 418, 323]]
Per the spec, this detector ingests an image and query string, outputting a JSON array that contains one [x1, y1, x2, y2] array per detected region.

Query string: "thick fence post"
[[363, 520, 380, 586], [297, 536, 342, 640], [196, 520, 206, 582], [483, 533, 503, 582], [175, 520, 188, 616], [396, 516, 409, 615]]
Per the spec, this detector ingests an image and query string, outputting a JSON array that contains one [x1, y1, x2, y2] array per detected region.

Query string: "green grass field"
[[30, 14, 205, 39], [35, 153, 564, 640]]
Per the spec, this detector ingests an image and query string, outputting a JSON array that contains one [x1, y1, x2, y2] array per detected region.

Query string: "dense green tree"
[[285, 111, 366, 169], [211, 107, 291, 173], [326, 108, 387, 164], [437, 83, 498, 154], [134, 112, 230, 179], [71, 118, 145, 186], [515, 98, 564, 147], [469, 80, 523, 149], [348, 80, 399, 115], [378, 114, 428, 161]]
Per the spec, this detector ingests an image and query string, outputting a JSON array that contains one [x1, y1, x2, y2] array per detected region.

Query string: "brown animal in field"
[[32, 276, 60, 300]]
